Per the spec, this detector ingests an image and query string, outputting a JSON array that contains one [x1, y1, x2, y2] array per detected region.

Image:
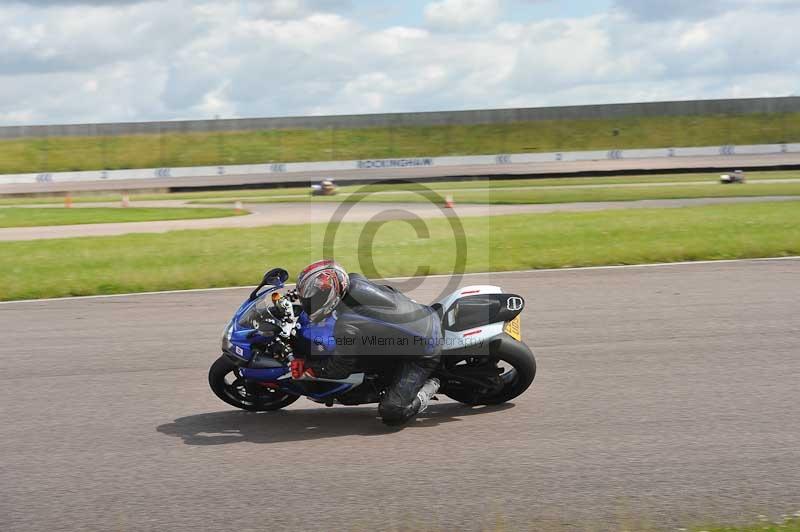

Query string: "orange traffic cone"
[[444, 194, 454, 208], [64, 193, 73, 208], [121, 193, 130, 208]]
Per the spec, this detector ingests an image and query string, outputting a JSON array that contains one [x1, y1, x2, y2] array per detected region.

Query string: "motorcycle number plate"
[[504, 316, 521, 341]]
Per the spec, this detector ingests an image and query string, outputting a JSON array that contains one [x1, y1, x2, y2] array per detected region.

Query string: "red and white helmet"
[[296, 260, 349, 322]]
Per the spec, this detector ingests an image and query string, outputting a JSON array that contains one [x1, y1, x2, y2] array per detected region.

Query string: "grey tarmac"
[[1, 258, 799, 531]]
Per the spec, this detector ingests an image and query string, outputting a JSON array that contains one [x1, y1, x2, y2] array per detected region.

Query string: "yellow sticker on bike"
[[504, 315, 521, 341]]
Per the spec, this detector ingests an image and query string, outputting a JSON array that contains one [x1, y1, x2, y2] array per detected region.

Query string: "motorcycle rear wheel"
[[444, 336, 536, 405], [208, 356, 300, 412]]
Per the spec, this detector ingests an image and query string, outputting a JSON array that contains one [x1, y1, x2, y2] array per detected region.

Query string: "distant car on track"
[[720, 170, 746, 184], [311, 179, 338, 196]]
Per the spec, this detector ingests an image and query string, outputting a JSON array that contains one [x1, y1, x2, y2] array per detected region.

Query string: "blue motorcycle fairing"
[[297, 312, 338, 354], [240, 367, 287, 381], [228, 293, 436, 402], [239, 366, 356, 400], [224, 286, 281, 362], [230, 304, 355, 400]]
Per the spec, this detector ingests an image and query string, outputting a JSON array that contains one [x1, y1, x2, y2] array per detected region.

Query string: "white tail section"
[[435, 285, 505, 351]]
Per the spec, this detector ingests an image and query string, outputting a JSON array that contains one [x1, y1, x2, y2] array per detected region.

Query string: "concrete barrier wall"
[[2, 97, 799, 140], [3, 142, 798, 187]]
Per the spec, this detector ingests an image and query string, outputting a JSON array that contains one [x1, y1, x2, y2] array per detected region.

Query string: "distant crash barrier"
[[1, 143, 798, 188]]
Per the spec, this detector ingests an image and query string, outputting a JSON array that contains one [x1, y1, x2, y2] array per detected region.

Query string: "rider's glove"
[[290, 359, 316, 379]]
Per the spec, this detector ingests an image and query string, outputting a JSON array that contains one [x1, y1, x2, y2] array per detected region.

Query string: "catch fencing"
[[2, 96, 800, 139]]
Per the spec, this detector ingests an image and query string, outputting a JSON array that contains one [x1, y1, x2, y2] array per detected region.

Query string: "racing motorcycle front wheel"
[[208, 356, 300, 412], [443, 335, 536, 406]]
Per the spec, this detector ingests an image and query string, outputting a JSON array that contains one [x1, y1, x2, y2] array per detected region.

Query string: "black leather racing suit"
[[305, 274, 442, 424]]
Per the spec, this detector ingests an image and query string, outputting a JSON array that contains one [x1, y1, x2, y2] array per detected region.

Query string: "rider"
[[290, 260, 442, 425]]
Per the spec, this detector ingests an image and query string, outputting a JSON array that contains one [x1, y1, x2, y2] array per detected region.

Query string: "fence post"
[[215, 115, 224, 165], [158, 124, 165, 167], [41, 130, 50, 172], [445, 116, 452, 155], [101, 125, 109, 170], [389, 122, 395, 157]]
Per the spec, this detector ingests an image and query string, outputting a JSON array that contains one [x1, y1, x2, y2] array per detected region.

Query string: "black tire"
[[444, 335, 536, 405], [208, 355, 300, 412]]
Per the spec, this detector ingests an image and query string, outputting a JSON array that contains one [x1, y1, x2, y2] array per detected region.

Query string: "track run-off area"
[[1, 258, 799, 531]]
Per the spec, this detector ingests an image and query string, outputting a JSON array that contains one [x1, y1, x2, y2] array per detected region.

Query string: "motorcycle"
[[209, 267, 536, 415]]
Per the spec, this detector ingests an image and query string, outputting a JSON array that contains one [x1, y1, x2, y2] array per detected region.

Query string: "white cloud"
[[614, 0, 799, 21], [0, 0, 799, 126], [424, 0, 501, 31], [255, 0, 353, 20]]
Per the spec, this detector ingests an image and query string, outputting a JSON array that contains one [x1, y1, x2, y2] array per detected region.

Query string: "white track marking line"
[[1, 256, 798, 306]]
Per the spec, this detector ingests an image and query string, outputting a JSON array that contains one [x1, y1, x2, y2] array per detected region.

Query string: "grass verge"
[[694, 515, 800, 532], [2, 170, 798, 206], [0, 207, 243, 228], [193, 181, 800, 205], [2, 113, 800, 174], [1, 201, 798, 301]]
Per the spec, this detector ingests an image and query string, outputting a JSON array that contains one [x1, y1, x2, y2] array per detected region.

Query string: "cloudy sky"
[[0, 0, 797, 125]]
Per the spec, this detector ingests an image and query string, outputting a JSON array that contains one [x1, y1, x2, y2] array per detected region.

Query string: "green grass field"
[[0, 207, 243, 228], [1, 201, 798, 301], [2, 112, 799, 174]]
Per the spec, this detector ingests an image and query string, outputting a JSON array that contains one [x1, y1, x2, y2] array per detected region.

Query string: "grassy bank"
[[0, 207, 243, 228], [2, 112, 799, 174], [1, 201, 798, 301]]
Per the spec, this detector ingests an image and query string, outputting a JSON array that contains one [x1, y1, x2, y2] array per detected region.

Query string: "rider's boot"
[[379, 359, 440, 426], [414, 378, 440, 414]]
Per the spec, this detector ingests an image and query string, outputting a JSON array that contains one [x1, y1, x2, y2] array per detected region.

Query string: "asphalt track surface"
[[2, 152, 799, 194], [2, 259, 799, 531], [1, 195, 798, 241]]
